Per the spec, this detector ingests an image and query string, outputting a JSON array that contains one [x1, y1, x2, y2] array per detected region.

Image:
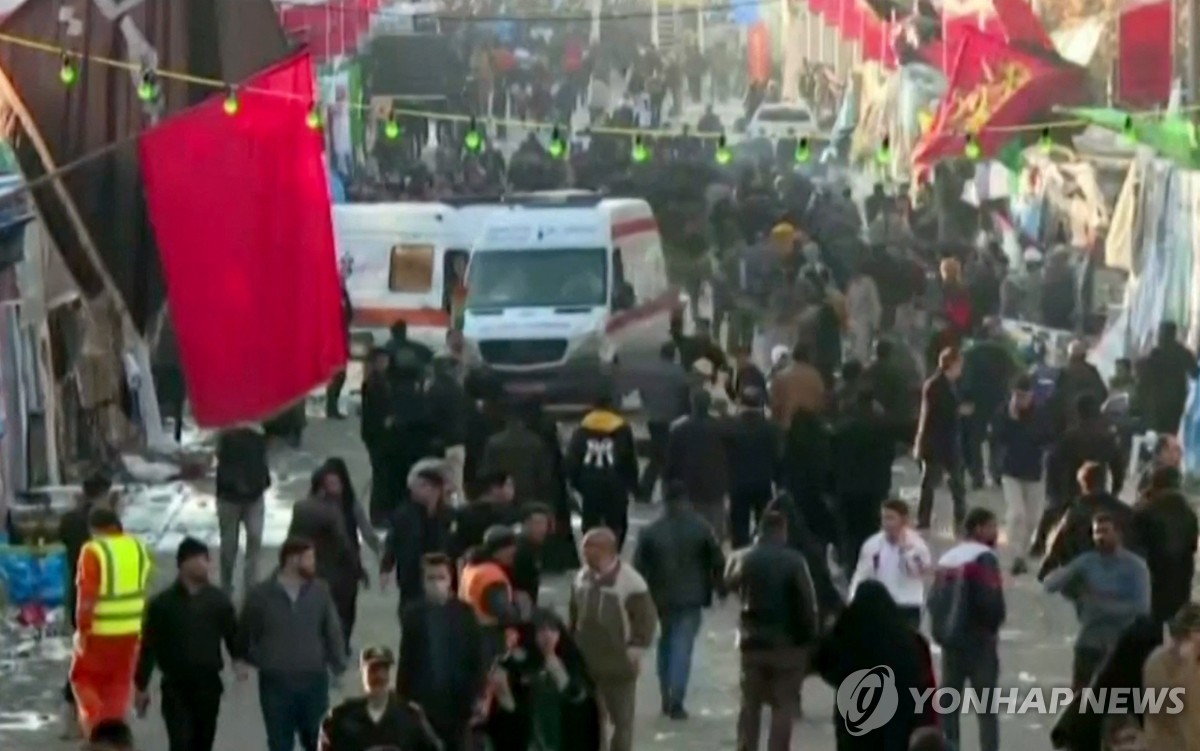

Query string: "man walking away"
[[768, 344, 827, 430], [992, 375, 1051, 575], [214, 423, 270, 597], [398, 553, 483, 751], [726, 387, 781, 549], [928, 508, 1006, 751], [636, 342, 690, 502], [71, 508, 153, 735], [380, 466, 455, 611], [58, 472, 114, 739], [135, 538, 241, 751], [1044, 514, 1150, 691], [725, 511, 818, 751], [320, 646, 441, 751], [665, 390, 731, 540], [570, 528, 658, 751], [915, 348, 969, 531], [1132, 467, 1199, 624], [633, 483, 726, 719], [833, 389, 896, 570], [239, 538, 348, 751], [851, 500, 931, 629], [1138, 321, 1197, 434], [428, 354, 470, 497], [566, 395, 639, 548]]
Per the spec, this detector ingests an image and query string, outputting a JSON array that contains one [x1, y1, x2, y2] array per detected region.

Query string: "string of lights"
[[10, 26, 1199, 168], [271, 0, 767, 23]]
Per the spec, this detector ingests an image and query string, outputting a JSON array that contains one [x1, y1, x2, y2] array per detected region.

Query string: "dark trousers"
[[582, 498, 628, 550], [1031, 492, 1068, 556], [367, 444, 398, 526], [737, 648, 807, 751], [325, 369, 346, 416], [839, 492, 883, 571], [730, 487, 772, 549], [637, 422, 671, 500], [963, 413, 1001, 487], [917, 458, 966, 530], [941, 645, 1000, 751], [258, 672, 329, 751], [162, 677, 222, 751], [1072, 645, 1108, 693], [898, 606, 922, 631]]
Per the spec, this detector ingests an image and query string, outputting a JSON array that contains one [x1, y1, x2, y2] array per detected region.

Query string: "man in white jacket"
[[850, 499, 931, 628]]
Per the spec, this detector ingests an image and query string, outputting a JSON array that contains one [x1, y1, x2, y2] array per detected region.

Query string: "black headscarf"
[[813, 581, 928, 750]]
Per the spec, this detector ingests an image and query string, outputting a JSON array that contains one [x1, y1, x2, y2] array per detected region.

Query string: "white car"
[[745, 102, 820, 141]]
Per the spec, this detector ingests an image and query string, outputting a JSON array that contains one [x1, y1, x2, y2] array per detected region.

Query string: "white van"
[[461, 194, 676, 405], [334, 200, 503, 356]]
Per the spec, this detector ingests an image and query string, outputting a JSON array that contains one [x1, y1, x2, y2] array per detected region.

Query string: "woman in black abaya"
[[812, 580, 936, 750]]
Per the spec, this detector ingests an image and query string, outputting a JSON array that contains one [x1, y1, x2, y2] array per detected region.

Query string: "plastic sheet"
[[0, 545, 66, 608]]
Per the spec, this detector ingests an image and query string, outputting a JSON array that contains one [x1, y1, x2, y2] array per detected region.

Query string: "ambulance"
[[461, 193, 678, 405], [334, 200, 503, 357]]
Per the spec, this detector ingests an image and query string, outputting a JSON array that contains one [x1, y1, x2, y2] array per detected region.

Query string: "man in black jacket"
[[451, 471, 519, 560], [381, 467, 455, 611], [428, 355, 470, 499], [960, 320, 1017, 488], [725, 511, 819, 751], [665, 390, 731, 540], [1131, 466, 1198, 624], [832, 389, 895, 571], [915, 347, 968, 530], [398, 555, 484, 751], [633, 483, 726, 719], [135, 538, 241, 751], [1139, 321, 1198, 434], [1038, 462, 1133, 582], [214, 425, 271, 597], [565, 394, 640, 549], [725, 387, 780, 548], [322, 645, 441, 751]]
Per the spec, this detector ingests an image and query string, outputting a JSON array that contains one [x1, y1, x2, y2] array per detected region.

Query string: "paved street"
[[2, 413, 1099, 751]]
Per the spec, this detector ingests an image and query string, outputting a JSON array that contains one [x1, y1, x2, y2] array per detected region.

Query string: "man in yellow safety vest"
[[70, 506, 152, 735]]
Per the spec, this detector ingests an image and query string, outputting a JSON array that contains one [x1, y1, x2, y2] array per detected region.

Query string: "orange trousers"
[[69, 634, 140, 735]]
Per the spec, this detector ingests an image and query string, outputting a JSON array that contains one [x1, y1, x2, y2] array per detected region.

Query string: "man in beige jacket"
[[1143, 603, 1200, 750], [570, 528, 659, 751]]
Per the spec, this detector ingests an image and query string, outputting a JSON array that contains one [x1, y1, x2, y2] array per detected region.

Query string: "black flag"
[[0, 0, 291, 331]]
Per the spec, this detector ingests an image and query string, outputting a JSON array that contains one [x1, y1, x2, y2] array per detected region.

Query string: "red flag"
[[913, 28, 1085, 167], [139, 51, 346, 427], [1117, 0, 1172, 108]]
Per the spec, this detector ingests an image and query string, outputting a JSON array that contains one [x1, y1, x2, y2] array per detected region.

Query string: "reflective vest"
[[459, 561, 511, 626], [84, 534, 151, 637]]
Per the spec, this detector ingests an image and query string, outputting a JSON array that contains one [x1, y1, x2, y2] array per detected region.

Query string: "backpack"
[[1030, 363, 1058, 408], [926, 567, 969, 647]]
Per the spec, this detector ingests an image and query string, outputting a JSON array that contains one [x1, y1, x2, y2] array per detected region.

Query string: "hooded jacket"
[[565, 409, 639, 507]]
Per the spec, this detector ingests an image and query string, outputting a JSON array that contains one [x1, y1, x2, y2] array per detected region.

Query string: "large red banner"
[[913, 27, 1086, 167], [1117, 0, 1172, 108], [140, 51, 347, 427]]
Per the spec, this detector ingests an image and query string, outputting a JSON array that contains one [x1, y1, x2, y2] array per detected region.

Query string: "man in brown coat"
[[768, 343, 826, 428], [570, 528, 658, 751], [1143, 603, 1200, 751]]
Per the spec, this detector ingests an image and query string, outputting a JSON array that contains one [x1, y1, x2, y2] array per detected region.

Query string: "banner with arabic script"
[[911, 27, 1085, 169]]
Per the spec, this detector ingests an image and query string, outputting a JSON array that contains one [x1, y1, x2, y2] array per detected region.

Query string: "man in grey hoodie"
[[238, 537, 347, 751], [1044, 513, 1150, 691]]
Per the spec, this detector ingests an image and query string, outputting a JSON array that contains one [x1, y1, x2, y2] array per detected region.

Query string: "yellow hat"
[[770, 223, 796, 239]]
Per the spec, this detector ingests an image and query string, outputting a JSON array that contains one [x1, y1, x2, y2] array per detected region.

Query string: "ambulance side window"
[[612, 248, 635, 310]]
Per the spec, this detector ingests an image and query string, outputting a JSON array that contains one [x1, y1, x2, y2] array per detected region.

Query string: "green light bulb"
[[549, 138, 566, 159], [716, 145, 733, 165], [223, 93, 239, 116], [137, 76, 158, 102], [631, 140, 649, 163], [964, 135, 981, 160], [306, 108, 322, 130], [384, 118, 401, 140], [1038, 128, 1053, 151], [875, 140, 892, 166], [795, 139, 811, 163], [464, 128, 483, 152], [1123, 116, 1137, 142], [60, 59, 77, 86]]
